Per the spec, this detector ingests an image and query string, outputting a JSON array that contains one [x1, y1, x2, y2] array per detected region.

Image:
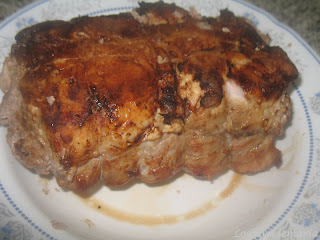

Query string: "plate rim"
[[0, 0, 319, 240]]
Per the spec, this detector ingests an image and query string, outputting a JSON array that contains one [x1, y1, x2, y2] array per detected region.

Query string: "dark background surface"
[[0, 0, 319, 54]]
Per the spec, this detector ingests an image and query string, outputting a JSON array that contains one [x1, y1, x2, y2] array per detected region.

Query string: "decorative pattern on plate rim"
[[0, 182, 55, 240], [310, 93, 320, 115], [253, 85, 314, 240], [88, 6, 134, 16], [235, 3, 319, 240]]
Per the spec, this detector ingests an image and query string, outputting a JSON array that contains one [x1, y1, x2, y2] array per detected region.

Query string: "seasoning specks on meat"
[[0, 1, 298, 191]]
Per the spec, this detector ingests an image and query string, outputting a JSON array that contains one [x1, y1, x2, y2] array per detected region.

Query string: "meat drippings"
[[79, 173, 243, 225]]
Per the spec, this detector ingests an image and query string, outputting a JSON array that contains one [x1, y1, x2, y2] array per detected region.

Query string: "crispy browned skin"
[[0, 1, 298, 191]]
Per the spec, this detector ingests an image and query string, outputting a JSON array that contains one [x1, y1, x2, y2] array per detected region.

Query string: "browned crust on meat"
[[0, 1, 298, 191]]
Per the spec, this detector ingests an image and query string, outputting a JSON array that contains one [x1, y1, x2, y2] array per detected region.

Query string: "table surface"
[[0, 0, 319, 55]]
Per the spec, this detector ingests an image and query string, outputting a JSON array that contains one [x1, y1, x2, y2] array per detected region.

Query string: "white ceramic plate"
[[1, 0, 320, 239]]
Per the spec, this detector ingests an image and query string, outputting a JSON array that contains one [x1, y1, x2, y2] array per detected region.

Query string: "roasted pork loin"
[[0, 2, 298, 191]]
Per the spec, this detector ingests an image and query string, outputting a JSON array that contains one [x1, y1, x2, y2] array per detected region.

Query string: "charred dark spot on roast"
[[160, 113, 183, 125], [199, 70, 223, 108], [181, 51, 224, 109], [60, 154, 74, 168], [200, 93, 221, 108], [159, 86, 176, 113]]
